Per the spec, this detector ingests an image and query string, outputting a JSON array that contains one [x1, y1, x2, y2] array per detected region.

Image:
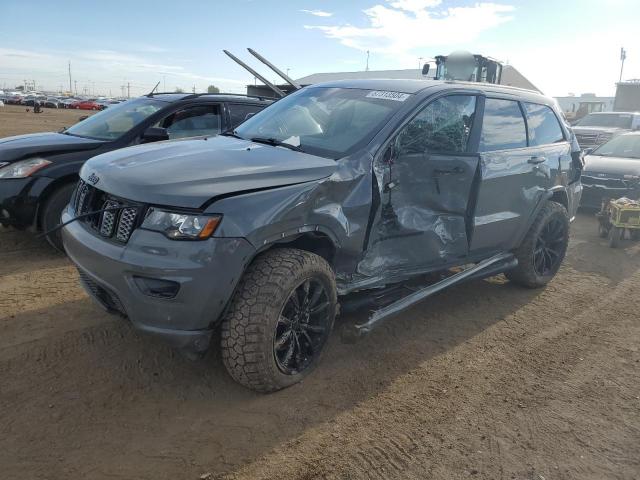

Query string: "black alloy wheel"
[[533, 217, 566, 276], [274, 278, 332, 375]]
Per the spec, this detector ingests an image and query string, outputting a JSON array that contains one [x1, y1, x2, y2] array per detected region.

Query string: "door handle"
[[528, 156, 547, 164], [434, 166, 465, 176]]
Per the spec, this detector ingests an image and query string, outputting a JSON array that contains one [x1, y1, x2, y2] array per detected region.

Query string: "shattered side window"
[[396, 95, 476, 155]]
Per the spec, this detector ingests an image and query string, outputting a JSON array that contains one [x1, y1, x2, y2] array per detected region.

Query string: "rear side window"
[[396, 95, 477, 155], [228, 103, 264, 128], [524, 103, 564, 146], [480, 99, 527, 152]]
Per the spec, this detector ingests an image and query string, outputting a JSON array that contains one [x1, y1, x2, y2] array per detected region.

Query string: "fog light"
[[133, 276, 180, 299]]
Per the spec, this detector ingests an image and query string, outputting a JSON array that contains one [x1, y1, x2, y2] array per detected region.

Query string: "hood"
[[80, 136, 337, 209], [0, 132, 105, 162], [572, 126, 625, 135], [584, 154, 640, 176]]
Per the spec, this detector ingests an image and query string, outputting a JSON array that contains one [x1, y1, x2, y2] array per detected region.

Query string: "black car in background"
[[581, 131, 640, 208], [0, 93, 272, 249]]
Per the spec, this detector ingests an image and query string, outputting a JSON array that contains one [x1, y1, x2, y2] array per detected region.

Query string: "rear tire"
[[221, 248, 337, 393], [506, 201, 569, 288], [42, 183, 76, 252]]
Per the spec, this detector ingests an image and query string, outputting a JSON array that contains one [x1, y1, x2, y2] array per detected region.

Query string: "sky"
[[0, 0, 638, 98]]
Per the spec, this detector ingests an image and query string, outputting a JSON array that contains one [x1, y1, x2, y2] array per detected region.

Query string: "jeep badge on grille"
[[87, 173, 100, 185]]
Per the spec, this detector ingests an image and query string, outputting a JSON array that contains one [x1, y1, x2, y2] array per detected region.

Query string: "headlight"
[[0, 158, 51, 179], [141, 208, 222, 240]]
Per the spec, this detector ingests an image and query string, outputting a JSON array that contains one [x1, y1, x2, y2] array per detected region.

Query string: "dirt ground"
[[0, 107, 638, 480]]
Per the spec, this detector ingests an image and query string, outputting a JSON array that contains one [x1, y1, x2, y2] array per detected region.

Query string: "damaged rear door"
[[359, 93, 482, 278]]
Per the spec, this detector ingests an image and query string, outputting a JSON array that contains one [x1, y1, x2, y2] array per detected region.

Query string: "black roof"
[[147, 92, 274, 103]]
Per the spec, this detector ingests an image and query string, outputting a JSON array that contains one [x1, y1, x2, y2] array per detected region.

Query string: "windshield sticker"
[[366, 91, 411, 102]]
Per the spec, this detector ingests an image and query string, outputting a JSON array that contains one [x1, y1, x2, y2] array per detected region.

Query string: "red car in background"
[[71, 100, 102, 110]]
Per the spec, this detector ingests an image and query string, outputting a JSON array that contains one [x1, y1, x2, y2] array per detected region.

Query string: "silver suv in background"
[[573, 111, 640, 148]]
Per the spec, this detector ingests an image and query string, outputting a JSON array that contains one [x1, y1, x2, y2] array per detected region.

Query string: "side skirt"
[[341, 252, 517, 342]]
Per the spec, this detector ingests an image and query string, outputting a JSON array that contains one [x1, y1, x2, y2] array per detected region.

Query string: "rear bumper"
[[62, 208, 256, 352]]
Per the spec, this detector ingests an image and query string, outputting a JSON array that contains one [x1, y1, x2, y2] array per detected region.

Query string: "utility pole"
[[74, 80, 78, 96], [619, 47, 627, 83], [127, 82, 130, 98], [193, 84, 196, 93], [365, 50, 370, 72], [68, 61, 72, 94]]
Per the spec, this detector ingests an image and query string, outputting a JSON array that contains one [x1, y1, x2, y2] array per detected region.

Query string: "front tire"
[[221, 248, 337, 392], [42, 183, 76, 252], [608, 226, 624, 248], [506, 201, 569, 288]]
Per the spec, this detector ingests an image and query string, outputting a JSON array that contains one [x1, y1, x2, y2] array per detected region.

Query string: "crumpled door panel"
[[357, 152, 479, 280]]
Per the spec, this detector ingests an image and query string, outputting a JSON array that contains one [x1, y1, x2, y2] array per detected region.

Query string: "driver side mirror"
[[421, 63, 430, 76], [142, 126, 169, 142], [77, 115, 88, 122], [583, 147, 594, 155]]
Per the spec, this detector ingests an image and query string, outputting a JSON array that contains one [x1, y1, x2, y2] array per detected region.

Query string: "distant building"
[[247, 64, 540, 98], [554, 93, 615, 115]]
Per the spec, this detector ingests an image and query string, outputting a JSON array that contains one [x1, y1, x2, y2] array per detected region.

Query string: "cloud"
[[0, 47, 250, 95], [306, 1, 514, 60], [300, 9, 333, 17]]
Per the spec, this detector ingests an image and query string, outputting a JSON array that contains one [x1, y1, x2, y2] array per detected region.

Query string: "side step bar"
[[341, 253, 517, 342]]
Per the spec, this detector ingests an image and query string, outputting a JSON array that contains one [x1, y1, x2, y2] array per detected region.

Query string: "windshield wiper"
[[250, 137, 304, 153], [220, 130, 244, 140]]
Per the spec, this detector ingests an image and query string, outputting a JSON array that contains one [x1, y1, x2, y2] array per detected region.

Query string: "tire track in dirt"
[[220, 266, 640, 480], [0, 265, 85, 318]]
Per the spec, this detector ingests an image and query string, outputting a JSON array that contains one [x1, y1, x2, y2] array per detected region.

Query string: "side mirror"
[[244, 112, 256, 120], [142, 126, 169, 142], [421, 63, 430, 76], [583, 147, 594, 155], [77, 115, 88, 122]]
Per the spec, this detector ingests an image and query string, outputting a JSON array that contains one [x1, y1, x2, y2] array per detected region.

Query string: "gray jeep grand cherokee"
[[62, 80, 583, 392]]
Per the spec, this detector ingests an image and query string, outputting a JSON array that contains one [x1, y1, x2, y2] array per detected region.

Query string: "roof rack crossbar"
[[247, 48, 301, 90], [223, 50, 286, 98]]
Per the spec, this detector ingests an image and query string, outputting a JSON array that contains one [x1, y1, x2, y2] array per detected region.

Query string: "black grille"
[[77, 269, 127, 317], [73, 180, 143, 243], [576, 133, 599, 147], [576, 132, 613, 148]]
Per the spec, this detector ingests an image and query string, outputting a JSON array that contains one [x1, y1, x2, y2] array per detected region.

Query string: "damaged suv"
[[62, 80, 582, 392]]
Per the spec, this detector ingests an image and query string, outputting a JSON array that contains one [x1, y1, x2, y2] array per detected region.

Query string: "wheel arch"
[[254, 230, 338, 267], [35, 174, 79, 230], [548, 187, 569, 211]]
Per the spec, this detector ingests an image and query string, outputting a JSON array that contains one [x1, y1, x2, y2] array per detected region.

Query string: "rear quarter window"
[[480, 98, 527, 152], [523, 103, 565, 146]]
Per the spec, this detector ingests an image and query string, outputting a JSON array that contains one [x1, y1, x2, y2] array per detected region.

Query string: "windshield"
[[576, 113, 633, 129], [592, 135, 640, 159], [65, 97, 166, 140], [234, 87, 407, 159]]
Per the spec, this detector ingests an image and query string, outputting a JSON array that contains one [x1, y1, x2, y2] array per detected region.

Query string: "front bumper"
[[0, 176, 56, 228], [61, 208, 256, 352], [580, 183, 640, 209]]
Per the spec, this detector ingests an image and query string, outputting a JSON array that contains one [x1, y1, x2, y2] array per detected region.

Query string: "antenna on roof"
[[247, 48, 301, 90], [223, 50, 286, 98], [147, 81, 161, 96]]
